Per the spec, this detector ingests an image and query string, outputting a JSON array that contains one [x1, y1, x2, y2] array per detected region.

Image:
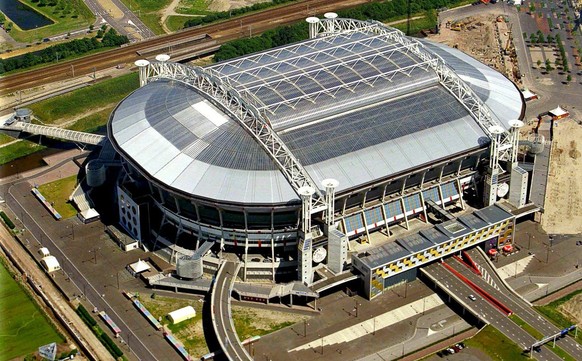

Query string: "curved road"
[[212, 261, 251, 361]]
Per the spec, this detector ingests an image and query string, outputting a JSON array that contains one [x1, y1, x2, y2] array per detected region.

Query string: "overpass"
[[211, 261, 252, 361], [1, 122, 105, 145], [421, 261, 562, 361], [454, 248, 582, 360]]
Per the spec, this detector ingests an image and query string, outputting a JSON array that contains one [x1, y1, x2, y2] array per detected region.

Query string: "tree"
[[0, 12, 6, 25], [566, 74, 572, 82], [546, 34, 554, 43], [529, 33, 537, 43], [89, 24, 94, 32], [537, 59, 542, 67], [537, 33, 545, 43], [545, 59, 553, 72]]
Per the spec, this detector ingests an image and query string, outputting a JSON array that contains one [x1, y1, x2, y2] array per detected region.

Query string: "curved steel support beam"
[[315, 18, 513, 169], [143, 61, 326, 211]]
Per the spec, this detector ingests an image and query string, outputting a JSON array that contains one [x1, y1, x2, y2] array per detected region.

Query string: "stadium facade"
[[107, 15, 527, 287]]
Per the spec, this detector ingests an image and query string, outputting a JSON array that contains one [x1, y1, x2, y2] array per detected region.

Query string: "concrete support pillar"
[[306, 17, 320, 39], [135, 59, 150, 87]]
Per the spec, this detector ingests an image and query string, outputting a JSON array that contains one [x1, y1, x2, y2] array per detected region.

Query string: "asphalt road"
[[423, 262, 561, 361], [212, 261, 251, 361], [4, 182, 160, 361], [83, 0, 154, 40], [456, 249, 582, 359]]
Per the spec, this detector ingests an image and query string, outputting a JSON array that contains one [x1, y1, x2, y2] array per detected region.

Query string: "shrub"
[[0, 211, 15, 229]]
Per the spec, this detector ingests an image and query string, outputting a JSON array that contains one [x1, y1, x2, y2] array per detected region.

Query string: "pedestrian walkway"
[[496, 254, 535, 280], [289, 294, 444, 352]]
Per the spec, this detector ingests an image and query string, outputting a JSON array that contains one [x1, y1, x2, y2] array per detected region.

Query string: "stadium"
[[106, 14, 528, 291]]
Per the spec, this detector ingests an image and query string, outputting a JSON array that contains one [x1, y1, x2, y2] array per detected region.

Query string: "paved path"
[[290, 294, 444, 352]]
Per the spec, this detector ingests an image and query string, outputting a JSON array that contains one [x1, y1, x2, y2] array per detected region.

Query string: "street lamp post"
[[304, 319, 308, 337]]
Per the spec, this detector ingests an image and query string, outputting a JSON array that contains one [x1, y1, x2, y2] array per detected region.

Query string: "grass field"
[[175, 0, 212, 15], [28, 72, 139, 125], [231, 305, 301, 341], [0, 140, 45, 165], [139, 294, 208, 357], [510, 314, 544, 339], [120, 0, 172, 35], [0, 257, 65, 361], [464, 325, 528, 360], [165, 15, 195, 32], [37, 175, 78, 219], [0, 134, 14, 146], [6, 0, 94, 43], [67, 106, 115, 134], [536, 289, 582, 344]]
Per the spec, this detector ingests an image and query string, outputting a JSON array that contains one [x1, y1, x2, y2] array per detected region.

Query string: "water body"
[[0, 0, 54, 30]]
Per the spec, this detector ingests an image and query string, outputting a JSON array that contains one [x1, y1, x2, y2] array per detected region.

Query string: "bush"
[[0, 29, 128, 75], [100, 333, 123, 357], [76, 304, 97, 327], [0, 211, 15, 229]]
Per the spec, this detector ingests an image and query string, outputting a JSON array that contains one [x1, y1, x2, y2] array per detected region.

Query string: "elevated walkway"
[[2, 122, 105, 145]]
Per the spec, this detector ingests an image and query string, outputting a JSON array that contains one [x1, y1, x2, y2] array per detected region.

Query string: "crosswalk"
[[475, 263, 500, 291]]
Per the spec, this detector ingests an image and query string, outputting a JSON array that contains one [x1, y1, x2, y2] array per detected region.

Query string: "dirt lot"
[[208, 0, 271, 12], [429, 14, 521, 86], [559, 293, 582, 325], [542, 115, 582, 234]]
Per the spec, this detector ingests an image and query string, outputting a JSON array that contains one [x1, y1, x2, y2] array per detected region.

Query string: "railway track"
[[0, 0, 371, 96]]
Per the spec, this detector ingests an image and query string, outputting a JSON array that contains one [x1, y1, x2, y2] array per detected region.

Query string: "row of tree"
[[185, 0, 297, 28], [0, 28, 128, 74], [214, 0, 465, 62]]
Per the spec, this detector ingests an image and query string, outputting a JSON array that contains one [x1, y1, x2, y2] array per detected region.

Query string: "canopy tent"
[[487, 248, 498, 256], [128, 259, 151, 276], [549, 106, 569, 120], [502, 244, 514, 252], [521, 89, 537, 101]]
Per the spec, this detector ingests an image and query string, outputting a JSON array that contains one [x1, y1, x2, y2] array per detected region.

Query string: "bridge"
[[211, 261, 252, 361], [1, 122, 105, 145]]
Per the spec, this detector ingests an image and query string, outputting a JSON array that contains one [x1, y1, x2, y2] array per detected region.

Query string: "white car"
[[468, 294, 477, 301]]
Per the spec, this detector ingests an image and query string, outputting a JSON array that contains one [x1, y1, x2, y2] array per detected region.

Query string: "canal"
[[0, 0, 53, 31]]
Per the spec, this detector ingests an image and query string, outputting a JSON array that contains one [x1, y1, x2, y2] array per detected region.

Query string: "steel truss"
[[143, 61, 326, 212], [11, 122, 105, 145], [313, 18, 513, 170], [209, 30, 435, 118]]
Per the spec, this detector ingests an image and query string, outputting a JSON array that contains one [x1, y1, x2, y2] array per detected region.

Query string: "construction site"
[[431, 13, 522, 86]]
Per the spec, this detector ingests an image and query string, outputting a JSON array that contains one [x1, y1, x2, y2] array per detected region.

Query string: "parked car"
[[468, 294, 477, 301]]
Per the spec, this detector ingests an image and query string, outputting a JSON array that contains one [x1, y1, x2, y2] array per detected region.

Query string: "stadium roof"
[[109, 20, 524, 205]]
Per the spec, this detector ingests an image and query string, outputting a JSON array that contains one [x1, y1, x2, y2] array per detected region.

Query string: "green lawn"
[[0, 257, 65, 361], [120, 0, 172, 35], [0, 134, 14, 146], [464, 326, 529, 360], [37, 175, 78, 219], [165, 15, 196, 32], [175, 0, 212, 15], [139, 294, 208, 357], [535, 289, 582, 344], [67, 106, 115, 133], [5, 0, 94, 43], [28, 72, 139, 125], [510, 314, 544, 339], [0, 140, 45, 165], [232, 305, 296, 341]]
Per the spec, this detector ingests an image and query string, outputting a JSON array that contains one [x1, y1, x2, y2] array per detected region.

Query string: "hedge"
[[0, 211, 16, 230]]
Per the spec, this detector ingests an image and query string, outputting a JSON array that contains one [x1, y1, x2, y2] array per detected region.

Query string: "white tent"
[[41, 256, 61, 273], [128, 259, 151, 276], [549, 106, 569, 119], [521, 89, 537, 101], [167, 306, 196, 324]]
